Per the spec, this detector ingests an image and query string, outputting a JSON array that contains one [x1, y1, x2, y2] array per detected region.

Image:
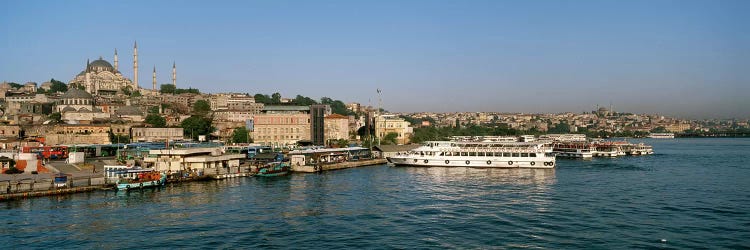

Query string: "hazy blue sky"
[[1, 0, 748, 119]]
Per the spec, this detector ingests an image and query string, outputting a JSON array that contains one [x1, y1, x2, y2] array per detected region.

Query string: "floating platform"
[[0, 186, 104, 201], [292, 159, 387, 173]]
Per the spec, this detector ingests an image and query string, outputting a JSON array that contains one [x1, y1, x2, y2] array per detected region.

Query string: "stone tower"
[[152, 66, 157, 91], [114, 49, 118, 72], [133, 41, 138, 89], [172, 62, 176, 88]]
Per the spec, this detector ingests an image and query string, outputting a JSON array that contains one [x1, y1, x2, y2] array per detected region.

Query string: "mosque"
[[68, 42, 175, 95]]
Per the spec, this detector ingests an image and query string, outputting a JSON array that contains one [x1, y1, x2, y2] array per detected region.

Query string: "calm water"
[[2, 138, 749, 249]]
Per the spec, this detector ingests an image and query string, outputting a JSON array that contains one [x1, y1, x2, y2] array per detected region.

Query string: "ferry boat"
[[256, 162, 291, 177], [591, 141, 625, 157], [552, 142, 594, 159], [116, 170, 166, 190], [622, 143, 654, 155], [648, 133, 675, 139], [386, 141, 556, 168]]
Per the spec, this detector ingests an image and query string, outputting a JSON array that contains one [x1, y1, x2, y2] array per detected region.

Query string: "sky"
[[1, 0, 748, 119]]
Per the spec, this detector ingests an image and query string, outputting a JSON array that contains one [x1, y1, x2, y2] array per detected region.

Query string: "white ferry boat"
[[386, 141, 556, 168], [623, 143, 654, 155], [648, 133, 675, 139], [552, 142, 594, 159]]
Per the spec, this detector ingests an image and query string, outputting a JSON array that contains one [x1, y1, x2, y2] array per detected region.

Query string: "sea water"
[[2, 138, 749, 248]]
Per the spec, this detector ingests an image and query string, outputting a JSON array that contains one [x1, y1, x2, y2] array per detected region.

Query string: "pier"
[[292, 158, 387, 173]]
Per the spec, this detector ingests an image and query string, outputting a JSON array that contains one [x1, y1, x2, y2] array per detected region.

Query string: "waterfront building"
[[253, 105, 311, 146], [310, 105, 331, 146], [143, 147, 243, 176], [324, 114, 350, 143], [45, 124, 111, 145], [374, 115, 413, 145], [131, 127, 184, 142]]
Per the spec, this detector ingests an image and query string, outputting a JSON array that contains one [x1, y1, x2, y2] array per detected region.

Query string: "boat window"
[[439, 152, 444, 156], [521, 153, 529, 157], [469, 152, 477, 157], [530, 153, 536, 157], [503, 153, 510, 157], [461, 152, 468, 156], [512, 153, 520, 157]]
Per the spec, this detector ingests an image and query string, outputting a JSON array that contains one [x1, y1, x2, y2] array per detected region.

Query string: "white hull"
[[554, 152, 593, 159], [387, 156, 555, 168]]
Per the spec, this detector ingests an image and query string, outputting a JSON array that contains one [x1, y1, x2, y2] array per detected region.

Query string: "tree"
[[160, 84, 176, 94], [148, 106, 160, 114], [254, 94, 272, 104], [231, 127, 249, 144], [49, 78, 68, 93], [121, 86, 133, 96], [181, 115, 215, 140], [145, 114, 167, 127], [49, 112, 62, 123], [7, 82, 22, 89], [382, 132, 399, 145], [108, 130, 131, 144], [271, 92, 282, 104], [130, 90, 142, 97], [292, 95, 318, 106], [650, 126, 668, 133], [192, 100, 211, 116]]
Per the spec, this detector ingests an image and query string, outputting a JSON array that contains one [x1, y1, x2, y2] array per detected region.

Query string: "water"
[[2, 138, 749, 249]]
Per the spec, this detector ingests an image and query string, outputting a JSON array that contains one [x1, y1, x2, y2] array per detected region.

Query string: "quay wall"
[[293, 159, 387, 173]]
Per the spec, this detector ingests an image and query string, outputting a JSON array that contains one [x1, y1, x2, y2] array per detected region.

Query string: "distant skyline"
[[1, 0, 748, 119]]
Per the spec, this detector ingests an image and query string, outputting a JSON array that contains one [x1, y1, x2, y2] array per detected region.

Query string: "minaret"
[[114, 49, 119, 72], [133, 41, 139, 89], [172, 62, 176, 88], [152, 66, 157, 91], [85, 59, 91, 93]]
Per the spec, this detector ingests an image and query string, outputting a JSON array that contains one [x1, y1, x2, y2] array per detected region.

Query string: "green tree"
[[175, 87, 200, 94], [49, 78, 68, 93], [148, 106, 160, 114], [382, 132, 399, 145], [130, 90, 141, 97], [49, 112, 62, 123], [160, 84, 176, 94], [7, 82, 22, 89], [254, 94, 272, 104], [108, 130, 131, 144], [181, 115, 215, 140], [121, 86, 133, 96], [231, 127, 249, 144], [271, 92, 282, 104], [292, 95, 318, 106], [145, 114, 167, 127], [548, 122, 571, 134], [192, 100, 211, 116], [650, 126, 668, 133]]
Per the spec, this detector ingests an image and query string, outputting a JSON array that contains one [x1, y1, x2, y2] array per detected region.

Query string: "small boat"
[[116, 170, 166, 190], [256, 162, 291, 177]]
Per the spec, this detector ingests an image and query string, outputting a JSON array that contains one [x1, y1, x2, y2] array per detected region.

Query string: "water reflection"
[[404, 167, 556, 185]]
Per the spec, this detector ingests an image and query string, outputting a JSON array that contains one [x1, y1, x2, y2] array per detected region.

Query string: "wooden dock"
[[0, 186, 104, 201], [292, 158, 387, 173]]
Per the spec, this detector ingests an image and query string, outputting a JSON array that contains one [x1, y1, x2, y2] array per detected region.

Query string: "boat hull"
[[256, 171, 290, 177], [387, 156, 555, 168], [117, 174, 167, 190]]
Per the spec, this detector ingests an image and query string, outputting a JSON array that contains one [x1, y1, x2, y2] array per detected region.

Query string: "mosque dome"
[[88, 57, 115, 73]]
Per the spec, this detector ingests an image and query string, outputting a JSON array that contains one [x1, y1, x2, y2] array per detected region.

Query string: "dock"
[[292, 158, 387, 173]]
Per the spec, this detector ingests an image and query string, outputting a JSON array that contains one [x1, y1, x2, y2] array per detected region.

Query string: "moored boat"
[[386, 141, 556, 168], [116, 170, 166, 190], [256, 162, 291, 177], [552, 142, 594, 159]]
